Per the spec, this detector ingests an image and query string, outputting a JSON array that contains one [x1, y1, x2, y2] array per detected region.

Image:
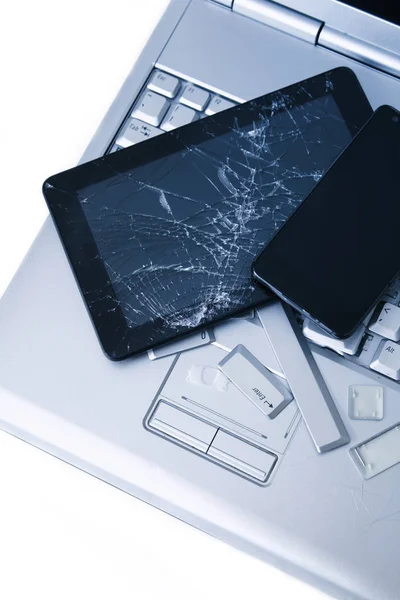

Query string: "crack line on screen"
[[61, 76, 353, 345]]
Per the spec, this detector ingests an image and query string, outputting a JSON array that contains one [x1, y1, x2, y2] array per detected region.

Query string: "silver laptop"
[[1, 1, 400, 598]]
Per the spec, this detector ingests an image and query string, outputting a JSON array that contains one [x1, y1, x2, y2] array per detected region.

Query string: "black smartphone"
[[253, 105, 400, 339]]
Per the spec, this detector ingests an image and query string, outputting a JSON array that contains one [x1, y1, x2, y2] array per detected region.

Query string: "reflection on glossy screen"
[[79, 94, 350, 329]]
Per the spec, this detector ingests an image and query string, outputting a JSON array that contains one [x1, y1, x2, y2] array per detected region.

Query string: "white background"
[[0, 2, 329, 598]]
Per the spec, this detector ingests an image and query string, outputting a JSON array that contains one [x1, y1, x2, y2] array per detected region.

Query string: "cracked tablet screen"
[[82, 95, 350, 328], [43, 69, 372, 358]]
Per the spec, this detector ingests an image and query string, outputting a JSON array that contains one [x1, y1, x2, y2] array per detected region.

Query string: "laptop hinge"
[[233, 0, 322, 45], [318, 26, 400, 80], [210, 0, 233, 8]]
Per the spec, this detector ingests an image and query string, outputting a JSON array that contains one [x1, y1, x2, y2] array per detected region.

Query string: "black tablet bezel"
[[43, 67, 372, 360]]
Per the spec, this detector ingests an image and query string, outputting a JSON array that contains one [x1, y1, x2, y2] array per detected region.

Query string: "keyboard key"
[[258, 302, 349, 454], [351, 424, 400, 480], [218, 345, 293, 420], [116, 118, 163, 148], [370, 340, 400, 380], [368, 302, 400, 342], [213, 317, 284, 377], [179, 84, 210, 111], [161, 104, 198, 131], [205, 96, 236, 115], [348, 384, 384, 421], [132, 91, 169, 127], [302, 318, 365, 355], [147, 70, 180, 98]]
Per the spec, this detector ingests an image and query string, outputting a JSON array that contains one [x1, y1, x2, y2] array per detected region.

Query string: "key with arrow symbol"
[[369, 302, 400, 342], [218, 344, 293, 419]]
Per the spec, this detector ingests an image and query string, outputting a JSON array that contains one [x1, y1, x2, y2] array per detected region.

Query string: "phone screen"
[[253, 106, 400, 338]]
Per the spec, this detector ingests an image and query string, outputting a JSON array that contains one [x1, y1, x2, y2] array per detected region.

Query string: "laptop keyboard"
[[108, 68, 400, 387], [109, 69, 236, 153]]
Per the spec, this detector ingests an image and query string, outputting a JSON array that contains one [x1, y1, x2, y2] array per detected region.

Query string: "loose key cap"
[[258, 302, 349, 453], [218, 345, 293, 419]]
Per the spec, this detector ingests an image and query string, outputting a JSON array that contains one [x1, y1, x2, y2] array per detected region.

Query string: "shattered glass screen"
[[82, 96, 350, 325], [43, 69, 372, 358]]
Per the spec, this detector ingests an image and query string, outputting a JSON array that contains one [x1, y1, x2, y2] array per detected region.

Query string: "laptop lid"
[[337, 0, 400, 27]]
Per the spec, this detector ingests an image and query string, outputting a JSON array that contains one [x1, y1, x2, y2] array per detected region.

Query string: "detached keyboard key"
[[369, 302, 400, 342], [161, 104, 198, 131], [132, 91, 169, 127], [370, 340, 400, 380], [258, 302, 349, 454], [147, 70, 180, 98], [116, 118, 163, 148], [180, 84, 210, 111]]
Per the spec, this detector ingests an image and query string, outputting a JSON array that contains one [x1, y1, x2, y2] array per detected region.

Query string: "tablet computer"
[[43, 67, 372, 360]]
